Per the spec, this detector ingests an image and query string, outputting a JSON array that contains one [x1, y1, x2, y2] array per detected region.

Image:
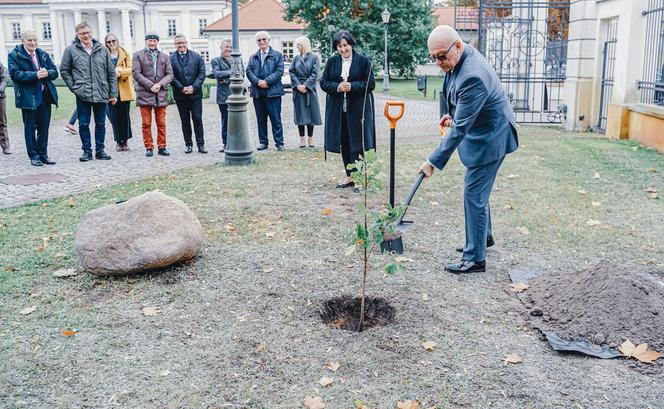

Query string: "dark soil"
[[320, 295, 396, 331], [525, 261, 664, 367]]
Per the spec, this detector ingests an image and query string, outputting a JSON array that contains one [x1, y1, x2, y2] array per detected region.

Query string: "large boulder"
[[75, 191, 204, 276]]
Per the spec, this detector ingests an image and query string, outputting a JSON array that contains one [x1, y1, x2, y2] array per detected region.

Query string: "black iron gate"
[[455, 0, 570, 124], [597, 19, 618, 132]]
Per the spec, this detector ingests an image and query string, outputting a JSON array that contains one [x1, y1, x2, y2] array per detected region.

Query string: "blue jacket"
[[429, 44, 518, 169], [7, 45, 59, 110], [170, 49, 206, 100], [246, 46, 285, 98], [210, 56, 232, 104]]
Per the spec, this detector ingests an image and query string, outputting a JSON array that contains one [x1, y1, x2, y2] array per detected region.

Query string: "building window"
[[167, 19, 177, 37], [106, 21, 111, 34], [281, 41, 294, 62], [200, 50, 209, 63], [42, 21, 52, 40], [11, 22, 21, 41], [129, 19, 134, 38], [198, 19, 208, 37]]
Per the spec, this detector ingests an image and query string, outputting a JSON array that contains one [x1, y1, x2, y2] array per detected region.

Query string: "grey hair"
[[20, 30, 38, 40], [254, 31, 270, 40], [75, 21, 91, 33]]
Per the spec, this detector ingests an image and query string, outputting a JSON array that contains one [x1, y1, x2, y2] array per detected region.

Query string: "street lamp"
[[327, 22, 335, 58], [225, 0, 254, 165], [381, 7, 391, 91]]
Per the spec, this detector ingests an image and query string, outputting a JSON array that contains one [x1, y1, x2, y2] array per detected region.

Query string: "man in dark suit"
[[7, 30, 59, 166], [210, 39, 232, 152], [246, 31, 285, 151], [170, 34, 207, 153], [417, 25, 519, 274]]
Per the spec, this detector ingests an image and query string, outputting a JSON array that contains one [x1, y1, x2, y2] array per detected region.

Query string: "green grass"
[[375, 78, 444, 101], [5, 86, 77, 126]]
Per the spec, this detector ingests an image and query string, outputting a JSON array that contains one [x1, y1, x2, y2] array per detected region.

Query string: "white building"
[[0, 0, 230, 66]]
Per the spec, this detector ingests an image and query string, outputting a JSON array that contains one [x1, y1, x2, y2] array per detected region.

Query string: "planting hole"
[[320, 295, 395, 331]]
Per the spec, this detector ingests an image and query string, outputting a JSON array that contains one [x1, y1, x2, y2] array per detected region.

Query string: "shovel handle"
[[396, 172, 426, 225], [384, 101, 405, 129]]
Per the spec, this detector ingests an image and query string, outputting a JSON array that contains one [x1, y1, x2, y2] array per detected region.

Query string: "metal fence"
[[597, 19, 618, 132], [638, 0, 664, 106]]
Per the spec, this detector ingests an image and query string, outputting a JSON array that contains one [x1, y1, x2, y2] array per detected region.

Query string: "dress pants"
[[462, 157, 504, 262], [107, 100, 133, 145], [21, 101, 51, 160], [175, 97, 204, 147], [76, 98, 108, 153], [253, 96, 284, 147], [140, 106, 167, 149], [218, 103, 228, 146], [340, 113, 362, 177], [0, 97, 9, 151]]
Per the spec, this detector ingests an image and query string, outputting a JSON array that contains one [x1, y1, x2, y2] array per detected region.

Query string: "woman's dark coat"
[[319, 50, 375, 154], [290, 53, 321, 126]]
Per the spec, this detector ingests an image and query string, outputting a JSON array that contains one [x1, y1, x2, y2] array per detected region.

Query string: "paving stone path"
[[0, 92, 439, 208]]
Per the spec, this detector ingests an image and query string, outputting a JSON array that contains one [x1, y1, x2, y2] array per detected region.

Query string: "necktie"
[[31, 53, 45, 91], [261, 52, 266, 66]]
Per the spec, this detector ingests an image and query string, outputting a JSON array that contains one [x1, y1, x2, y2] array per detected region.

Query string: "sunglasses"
[[106, 40, 117, 44], [429, 42, 457, 63], [256, 38, 269, 42]]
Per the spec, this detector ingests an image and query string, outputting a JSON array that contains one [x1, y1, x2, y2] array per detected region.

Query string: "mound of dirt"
[[320, 295, 395, 331], [525, 261, 664, 353]]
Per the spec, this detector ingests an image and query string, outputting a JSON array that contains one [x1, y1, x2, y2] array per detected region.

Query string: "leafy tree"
[[283, 0, 435, 77]]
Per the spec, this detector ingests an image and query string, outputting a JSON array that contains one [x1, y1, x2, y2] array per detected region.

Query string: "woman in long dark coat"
[[290, 36, 322, 148], [320, 30, 376, 188]]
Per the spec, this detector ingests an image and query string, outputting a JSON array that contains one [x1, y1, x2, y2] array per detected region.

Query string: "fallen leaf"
[[648, 168, 657, 173], [256, 340, 266, 353], [516, 226, 530, 235], [645, 187, 657, 193], [421, 293, 429, 301], [4, 265, 19, 272], [430, 201, 439, 206], [61, 330, 78, 337], [42, 203, 49, 208], [504, 353, 522, 364], [510, 282, 529, 293], [35, 237, 50, 252], [577, 189, 587, 195], [20, 306, 36, 315], [504, 204, 514, 210], [142, 306, 161, 316], [395, 256, 413, 263], [64, 198, 77, 207], [53, 252, 67, 259], [397, 400, 419, 409], [619, 339, 661, 363], [262, 267, 274, 273], [592, 201, 602, 207], [506, 174, 519, 179], [318, 376, 334, 387], [265, 231, 276, 238], [321, 207, 333, 215], [422, 341, 437, 351], [324, 361, 340, 372], [225, 224, 237, 232], [651, 193, 658, 199], [585, 219, 601, 227], [594, 172, 600, 179], [302, 396, 325, 409], [53, 268, 78, 278]]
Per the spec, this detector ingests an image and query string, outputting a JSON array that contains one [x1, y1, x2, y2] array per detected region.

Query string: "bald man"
[[417, 25, 518, 274]]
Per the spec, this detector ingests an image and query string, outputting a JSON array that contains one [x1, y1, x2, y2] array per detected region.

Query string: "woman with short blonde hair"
[[294, 36, 312, 54], [104, 32, 135, 151], [289, 35, 321, 148]]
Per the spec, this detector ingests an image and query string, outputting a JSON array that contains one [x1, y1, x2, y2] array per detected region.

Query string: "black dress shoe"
[[198, 145, 208, 154], [158, 148, 170, 156], [336, 181, 355, 189], [146, 148, 154, 157], [219, 145, 226, 153], [445, 260, 486, 274], [30, 158, 44, 166], [257, 143, 268, 151], [456, 235, 495, 253], [40, 156, 56, 165], [95, 150, 111, 160], [79, 151, 93, 162], [185, 145, 193, 154]]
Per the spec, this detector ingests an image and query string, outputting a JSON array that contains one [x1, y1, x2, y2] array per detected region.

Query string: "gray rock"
[[75, 191, 204, 275]]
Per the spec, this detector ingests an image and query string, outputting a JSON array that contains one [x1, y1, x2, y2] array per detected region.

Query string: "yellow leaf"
[[504, 353, 522, 364], [421, 293, 429, 301], [645, 187, 657, 193], [324, 361, 340, 372], [64, 198, 78, 207], [620, 339, 661, 363], [634, 343, 648, 356], [61, 330, 78, 337], [591, 201, 602, 207], [265, 231, 276, 238], [262, 267, 274, 273], [506, 174, 519, 179], [585, 219, 601, 227], [635, 350, 661, 363], [619, 339, 636, 356], [142, 306, 161, 316], [256, 340, 266, 353], [422, 341, 437, 351], [504, 204, 514, 210], [53, 268, 78, 278], [647, 168, 657, 173], [225, 224, 237, 232], [302, 396, 325, 409], [395, 256, 413, 263], [397, 400, 419, 409], [20, 306, 36, 315], [510, 282, 529, 293], [577, 190, 587, 195], [651, 193, 658, 199], [321, 207, 333, 215], [42, 203, 49, 208], [318, 376, 334, 387]]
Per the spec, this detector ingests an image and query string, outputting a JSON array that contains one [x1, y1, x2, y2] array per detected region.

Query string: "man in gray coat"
[[417, 25, 518, 274], [60, 21, 118, 162], [210, 39, 232, 152], [0, 61, 11, 154], [133, 32, 174, 157]]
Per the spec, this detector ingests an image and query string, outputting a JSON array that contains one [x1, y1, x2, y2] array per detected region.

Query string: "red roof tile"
[[205, 0, 304, 31], [433, 6, 478, 30]]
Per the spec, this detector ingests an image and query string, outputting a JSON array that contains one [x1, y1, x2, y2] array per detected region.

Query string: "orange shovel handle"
[[384, 101, 405, 129]]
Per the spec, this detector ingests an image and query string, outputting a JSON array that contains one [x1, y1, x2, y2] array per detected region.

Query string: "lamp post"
[[381, 7, 391, 91], [225, 0, 254, 165], [327, 22, 335, 57]]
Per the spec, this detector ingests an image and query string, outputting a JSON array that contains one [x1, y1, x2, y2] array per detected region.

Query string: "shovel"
[[380, 172, 426, 254]]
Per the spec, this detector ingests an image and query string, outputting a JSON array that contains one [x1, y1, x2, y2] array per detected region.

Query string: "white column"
[[97, 9, 106, 38], [23, 13, 34, 32], [49, 10, 61, 60], [182, 10, 191, 39], [121, 9, 132, 54], [73, 9, 82, 25], [0, 15, 7, 65]]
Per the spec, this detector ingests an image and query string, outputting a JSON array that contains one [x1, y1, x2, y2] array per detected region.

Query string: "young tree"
[[283, 0, 435, 77]]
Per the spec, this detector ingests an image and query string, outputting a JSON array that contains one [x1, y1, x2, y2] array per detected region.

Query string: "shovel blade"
[[380, 236, 404, 254]]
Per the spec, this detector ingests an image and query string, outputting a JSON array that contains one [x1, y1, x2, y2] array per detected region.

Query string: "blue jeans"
[[76, 98, 108, 153], [253, 96, 283, 147]]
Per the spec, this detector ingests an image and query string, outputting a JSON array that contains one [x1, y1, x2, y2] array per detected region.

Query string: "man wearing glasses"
[[60, 22, 118, 162], [417, 25, 519, 274], [246, 31, 286, 151]]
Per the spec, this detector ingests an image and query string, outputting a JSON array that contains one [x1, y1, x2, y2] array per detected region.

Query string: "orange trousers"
[[140, 106, 167, 149]]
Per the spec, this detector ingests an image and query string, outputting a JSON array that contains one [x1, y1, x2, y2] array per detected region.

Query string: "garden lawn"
[[4, 87, 77, 126]]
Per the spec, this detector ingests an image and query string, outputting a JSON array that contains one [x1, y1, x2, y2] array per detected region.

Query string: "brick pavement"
[[0, 93, 439, 209]]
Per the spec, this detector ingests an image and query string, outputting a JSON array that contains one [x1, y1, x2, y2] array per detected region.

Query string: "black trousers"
[[108, 100, 133, 144], [340, 113, 362, 177], [22, 101, 51, 160], [175, 98, 204, 147]]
